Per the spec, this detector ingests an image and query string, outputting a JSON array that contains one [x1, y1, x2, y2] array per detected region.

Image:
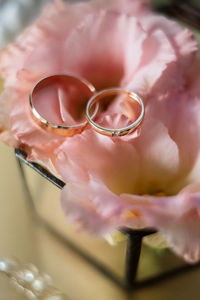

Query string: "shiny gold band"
[[86, 88, 144, 137], [29, 74, 97, 136]]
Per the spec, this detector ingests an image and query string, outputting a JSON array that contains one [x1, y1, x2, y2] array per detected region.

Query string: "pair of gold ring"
[[29, 74, 144, 137]]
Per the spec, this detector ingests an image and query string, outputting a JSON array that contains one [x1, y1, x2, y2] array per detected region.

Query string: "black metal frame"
[[15, 149, 200, 290]]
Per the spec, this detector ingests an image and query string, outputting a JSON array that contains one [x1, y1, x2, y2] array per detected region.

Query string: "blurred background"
[[0, 0, 200, 299], [0, 0, 200, 47]]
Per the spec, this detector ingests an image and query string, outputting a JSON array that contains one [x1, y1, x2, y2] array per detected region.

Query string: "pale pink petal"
[[133, 118, 180, 195], [0, 90, 10, 130], [124, 29, 177, 92], [3, 86, 65, 169], [146, 91, 200, 192], [174, 29, 198, 69], [61, 184, 119, 235], [56, 114, 141, 195], [0, 0, 95, 86], [56, 113, 180, 234], [126, 30, 196, 95], [0, 88, 18, 146], [62, 12, 130, 89], [122, 13, 197, 95], [121, 191, 200, 263], [10, 91, 63, 149], [61, 175, 142, 235]]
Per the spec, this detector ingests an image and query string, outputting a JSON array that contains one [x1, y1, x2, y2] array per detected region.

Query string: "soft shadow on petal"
[[133, 117, 180, 195], [63, 11, 131, 89], [56, 113, 141, 196], [147, 91, 200, 193]]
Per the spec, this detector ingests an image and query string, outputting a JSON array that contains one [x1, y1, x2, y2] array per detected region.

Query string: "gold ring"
[[29, 74, 97, 136], [86, 88, 144, 137]]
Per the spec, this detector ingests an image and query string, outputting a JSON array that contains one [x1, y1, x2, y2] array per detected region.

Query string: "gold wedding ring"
[[29, 74, 97, 136], [86, 88, 144, 137]]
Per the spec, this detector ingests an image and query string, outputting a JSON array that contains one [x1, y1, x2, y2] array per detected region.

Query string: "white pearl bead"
[[0, 258, 18, 273], [24, 270, 35, 283], [25, 264, 39, 276], [32, 277, 47, 293], [0, 261, 9, 272], [15, 263, 38, 284]]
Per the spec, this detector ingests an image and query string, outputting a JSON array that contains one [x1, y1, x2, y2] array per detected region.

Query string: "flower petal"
[[56, 116, 140, 195], [0, 0, 95, 85], [0, 87, 18, 146], [60, 174, 142, 235], [122, 191, 200, 263], [124, 16, 197, 95]]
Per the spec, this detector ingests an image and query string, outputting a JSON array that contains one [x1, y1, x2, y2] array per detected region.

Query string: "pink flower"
[[56, 88, 200, 263], [1, 0, 200, 262]]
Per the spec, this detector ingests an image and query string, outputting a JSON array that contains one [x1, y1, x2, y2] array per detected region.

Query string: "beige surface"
[[0, 143, 200, 300]]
